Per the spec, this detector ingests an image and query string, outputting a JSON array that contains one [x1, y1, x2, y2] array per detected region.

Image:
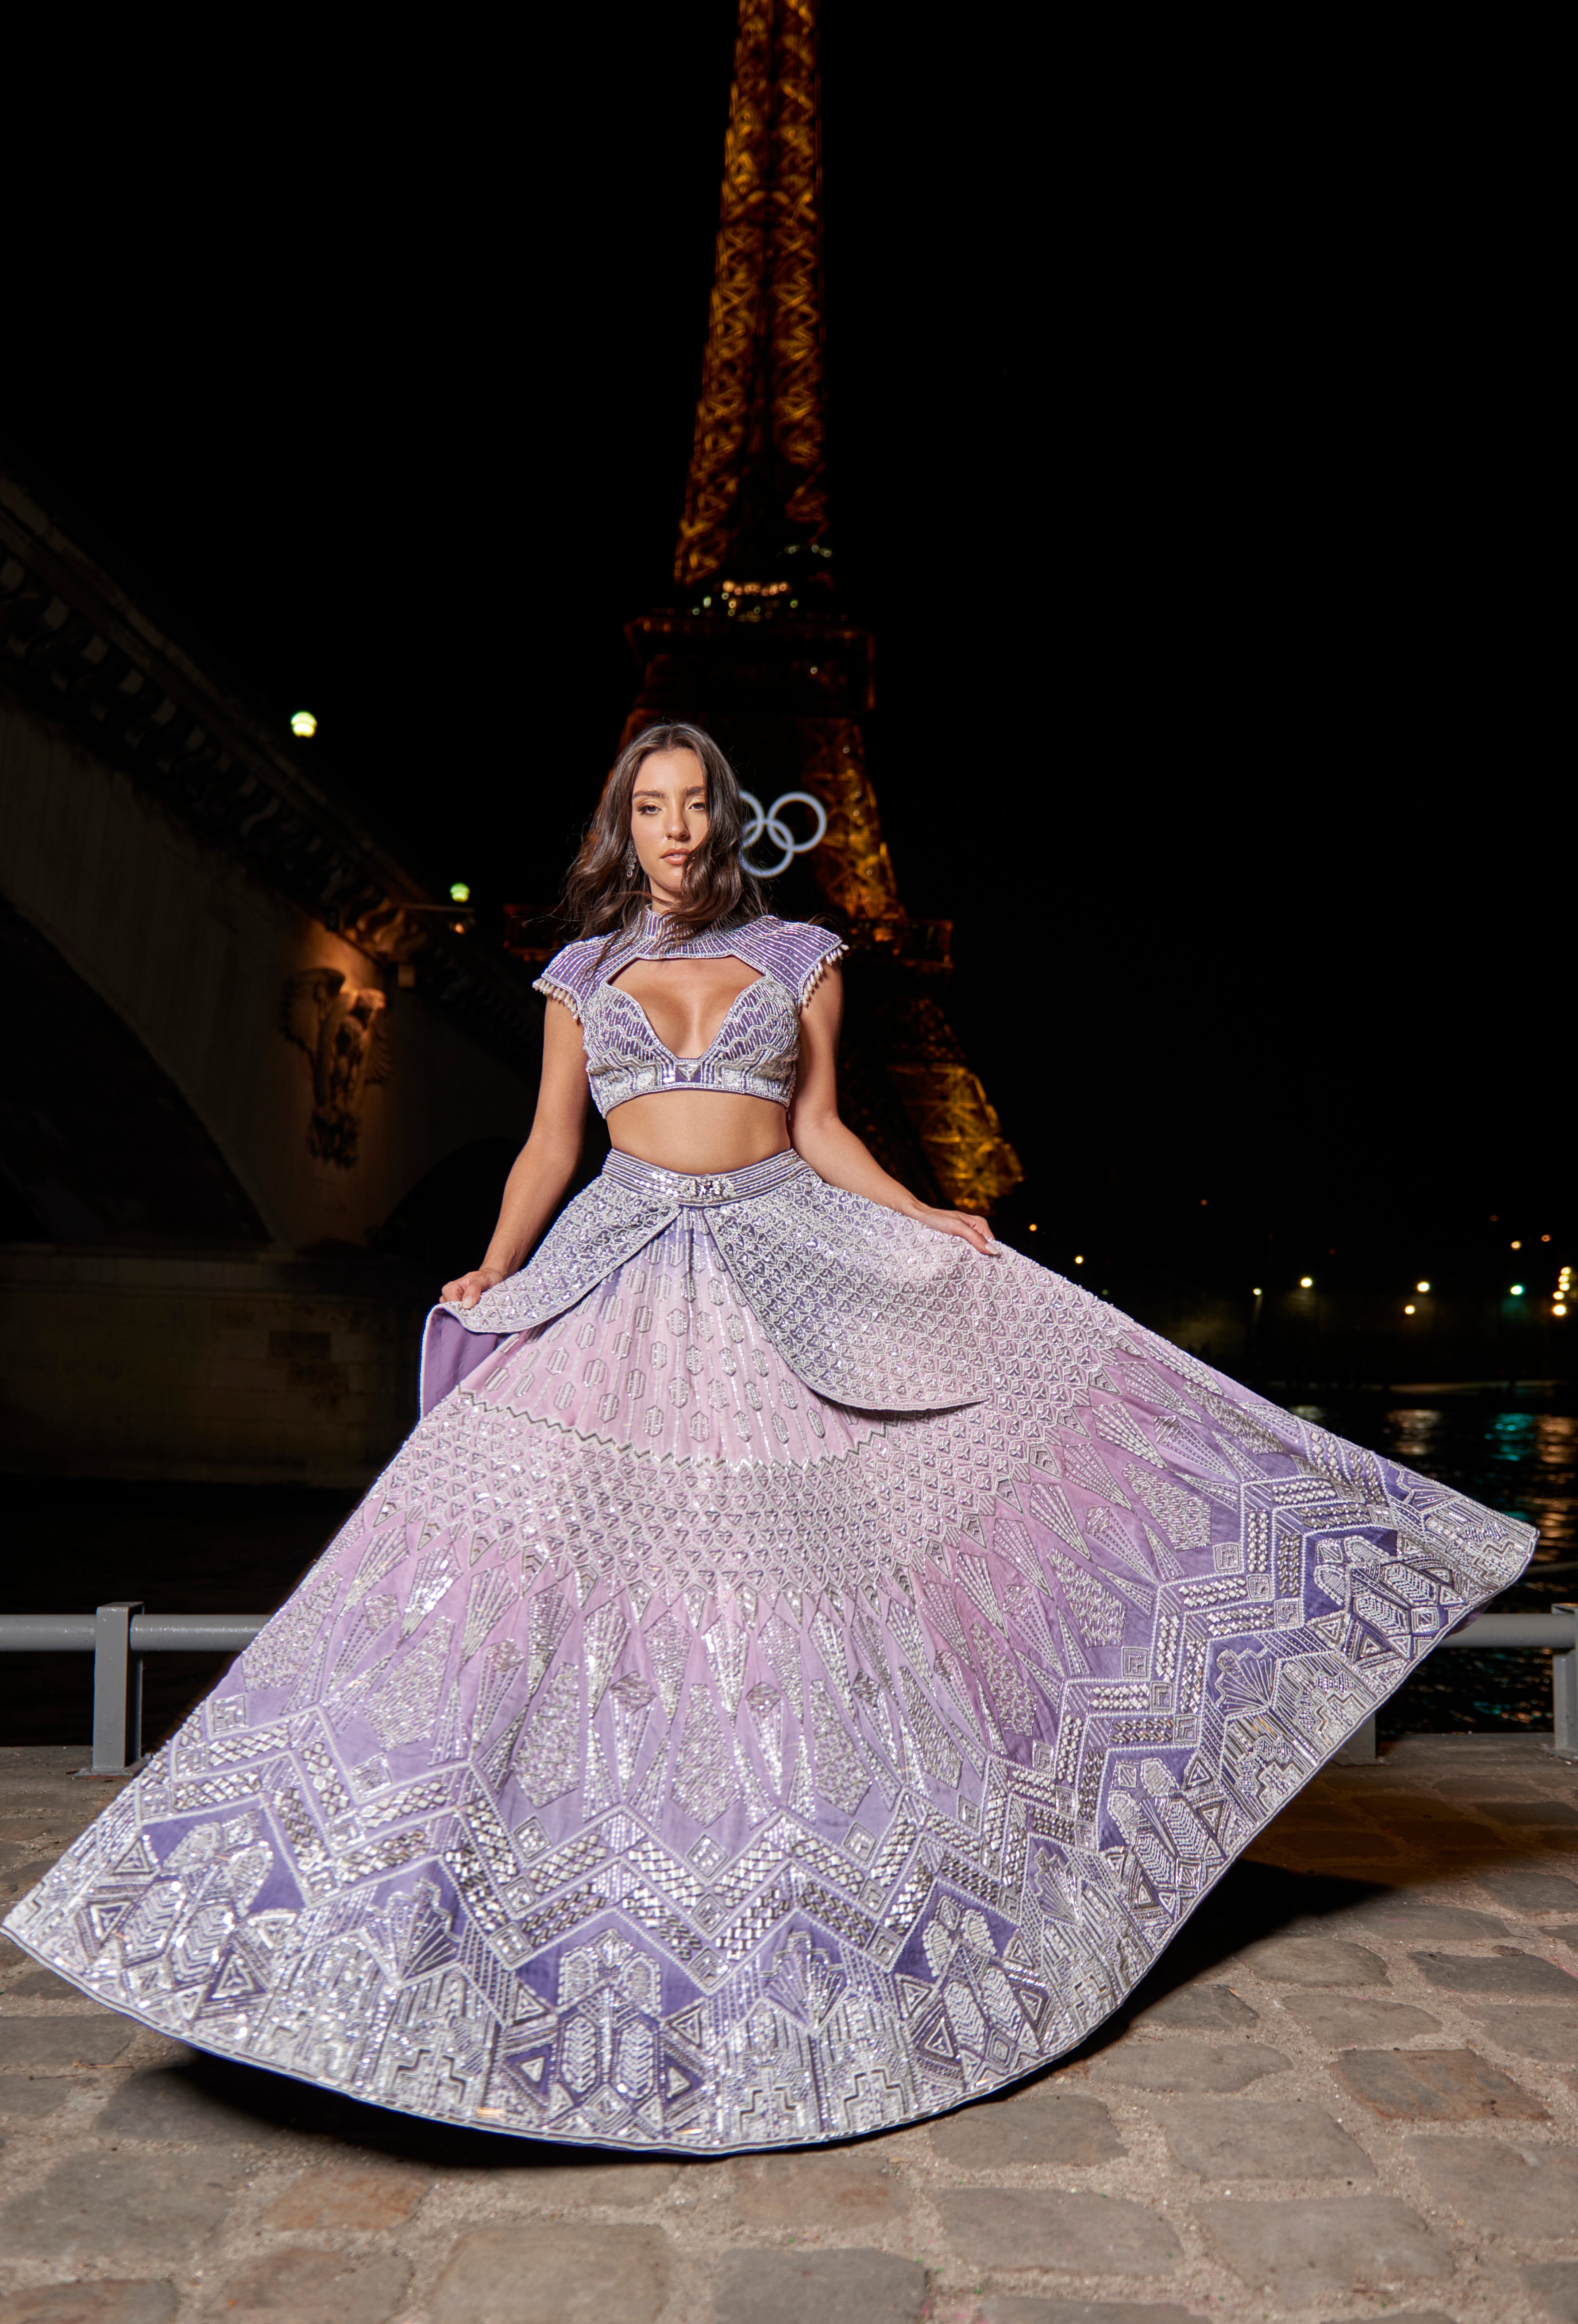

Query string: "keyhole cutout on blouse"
[[610, 958, 764, 1061]]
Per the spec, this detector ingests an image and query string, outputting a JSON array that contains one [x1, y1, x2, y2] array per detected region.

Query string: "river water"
[[1290, 1390, 1578, 1735]]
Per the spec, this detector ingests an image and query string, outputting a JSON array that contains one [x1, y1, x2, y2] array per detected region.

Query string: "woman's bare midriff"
[[607, 1091, 792, 1175]]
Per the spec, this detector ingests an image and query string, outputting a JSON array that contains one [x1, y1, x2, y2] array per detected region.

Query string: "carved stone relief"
[[282, 968, 390, 1168]]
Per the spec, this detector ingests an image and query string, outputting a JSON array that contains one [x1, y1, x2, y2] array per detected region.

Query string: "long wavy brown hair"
[[563, 722, 768, 946]]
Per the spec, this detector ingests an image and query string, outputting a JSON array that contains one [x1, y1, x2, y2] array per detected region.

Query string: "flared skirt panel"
[[4, 1215, 1533, 2150]]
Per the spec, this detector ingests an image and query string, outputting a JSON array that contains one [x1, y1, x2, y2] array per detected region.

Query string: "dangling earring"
[[624, 840, 640, 887]]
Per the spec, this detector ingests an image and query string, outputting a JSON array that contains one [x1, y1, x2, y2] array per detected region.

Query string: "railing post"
[[1554, 1603, 1578, 1761], [92, 1602, 144, 1773]]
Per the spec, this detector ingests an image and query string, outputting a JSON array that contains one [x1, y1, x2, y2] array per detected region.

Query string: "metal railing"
[[0, 1603, 264, 1773], [3, 1601, 1574, 1777], [1337, 1604, 1578, 1763]]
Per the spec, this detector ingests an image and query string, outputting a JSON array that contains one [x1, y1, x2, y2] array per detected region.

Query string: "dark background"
[[4, 10, 1563, 1311]]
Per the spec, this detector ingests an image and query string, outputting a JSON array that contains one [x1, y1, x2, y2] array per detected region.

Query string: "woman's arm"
[[787, 968, 993, 1255], [442, 998, 592, 1305]]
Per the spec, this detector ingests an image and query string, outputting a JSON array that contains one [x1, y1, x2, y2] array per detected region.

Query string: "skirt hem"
[[0, 1617, 1505, 2156]]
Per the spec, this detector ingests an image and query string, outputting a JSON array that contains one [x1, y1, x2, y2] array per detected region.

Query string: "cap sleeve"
[[762, 920, 846, 1005], [795, 929, 847, 1005], [532, 940, 595, 1023]]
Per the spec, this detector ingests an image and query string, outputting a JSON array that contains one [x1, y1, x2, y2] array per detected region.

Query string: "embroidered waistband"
[[601, 1147, 808, 1206]]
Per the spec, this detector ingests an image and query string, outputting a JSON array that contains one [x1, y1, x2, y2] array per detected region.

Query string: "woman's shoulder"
[[531, 935, 609, 1021], [733, 915, 848, 1001]]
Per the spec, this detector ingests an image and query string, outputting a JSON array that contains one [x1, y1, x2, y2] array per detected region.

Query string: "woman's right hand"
[[440, 1264, 507, 1309]]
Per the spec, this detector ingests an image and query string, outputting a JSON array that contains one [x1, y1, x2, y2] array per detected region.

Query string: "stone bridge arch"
[[0, 467, 541, 1483]]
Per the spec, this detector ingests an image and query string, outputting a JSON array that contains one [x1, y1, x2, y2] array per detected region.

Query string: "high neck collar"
[[627, 907, 748, 953], [630, 906, 687, 951]]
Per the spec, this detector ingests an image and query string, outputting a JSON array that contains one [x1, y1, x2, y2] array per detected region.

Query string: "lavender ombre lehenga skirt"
[[3, 1153, 1533, 2150]]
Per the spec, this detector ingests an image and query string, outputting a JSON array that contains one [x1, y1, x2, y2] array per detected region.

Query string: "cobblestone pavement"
[[7, 1734, 1578, 2323]]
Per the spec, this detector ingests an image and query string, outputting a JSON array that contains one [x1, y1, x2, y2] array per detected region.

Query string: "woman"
[[4, 723, 1532, 2152]]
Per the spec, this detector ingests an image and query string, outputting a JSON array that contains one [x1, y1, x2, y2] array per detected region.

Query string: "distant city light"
[[1511, 1239, 1522, 1250], [1252, 1287, 1262, 1296], [449, 882, 471, 903], [1416, 1280, 1431, 1293], [1542, 1234, 1552, 1242], [1200, 1198, 1208, 1206], [1074, 1255, 1084, 1265], [290, 711, 317, 737], [1511, 1284, 1525, 1296], [1299, 1276, 1314, 1289], [1027, 1223, 1038, 1232], [1404, 1304, 1416, 1315], [1556, 1305, 1569, 1319]]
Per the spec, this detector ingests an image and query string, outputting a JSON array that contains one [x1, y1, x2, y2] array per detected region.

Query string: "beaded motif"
[[4, 1215, 1532, 2154], [533, 912, 846, 1118], [430, 1148, 996, 1414]]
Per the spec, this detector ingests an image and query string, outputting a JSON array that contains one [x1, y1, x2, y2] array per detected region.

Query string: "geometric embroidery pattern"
[[4, 1203, 1533, 2151]]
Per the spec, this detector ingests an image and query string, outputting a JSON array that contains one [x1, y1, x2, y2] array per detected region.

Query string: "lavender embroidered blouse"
[[533, 913, 846, 1118]]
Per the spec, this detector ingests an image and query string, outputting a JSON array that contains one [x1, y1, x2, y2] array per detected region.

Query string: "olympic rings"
[[738, 790, 829, 879]]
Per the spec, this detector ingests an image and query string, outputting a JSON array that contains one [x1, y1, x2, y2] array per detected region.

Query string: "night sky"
[[4, 11, 1561, 1308]]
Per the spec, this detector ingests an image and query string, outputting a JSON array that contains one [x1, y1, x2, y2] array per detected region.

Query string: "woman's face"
[[629, 748, 710, 907]]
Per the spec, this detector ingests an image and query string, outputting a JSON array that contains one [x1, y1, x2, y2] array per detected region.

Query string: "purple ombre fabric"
[[420, 1315, 505, 1414], [3, 919, 1537, 2151]]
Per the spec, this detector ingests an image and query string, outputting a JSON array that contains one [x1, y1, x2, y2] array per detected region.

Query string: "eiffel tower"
[[523, 0, 1021, 1213]]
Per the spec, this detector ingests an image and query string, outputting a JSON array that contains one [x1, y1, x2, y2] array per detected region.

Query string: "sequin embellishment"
[[4, 1203, 1532, 2152]]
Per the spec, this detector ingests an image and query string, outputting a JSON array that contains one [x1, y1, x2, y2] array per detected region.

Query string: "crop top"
[[533, 911, 846, 1118]]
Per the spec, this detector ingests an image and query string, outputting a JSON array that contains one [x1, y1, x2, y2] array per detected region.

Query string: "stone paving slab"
[[8, 1736, 1578, 2319], [1150, 2099, 1374, 2181]]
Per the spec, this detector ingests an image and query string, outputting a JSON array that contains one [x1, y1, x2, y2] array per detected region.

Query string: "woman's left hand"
[[910, 1204, 995, 1255]]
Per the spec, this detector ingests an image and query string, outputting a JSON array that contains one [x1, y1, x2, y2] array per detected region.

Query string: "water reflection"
[[1386, 1408, 1447, 1466], [1281, 1391, 1577, 1732]]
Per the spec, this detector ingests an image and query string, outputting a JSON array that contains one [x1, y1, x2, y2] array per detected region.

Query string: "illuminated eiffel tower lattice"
[[536, 0, 1020, 1212]]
